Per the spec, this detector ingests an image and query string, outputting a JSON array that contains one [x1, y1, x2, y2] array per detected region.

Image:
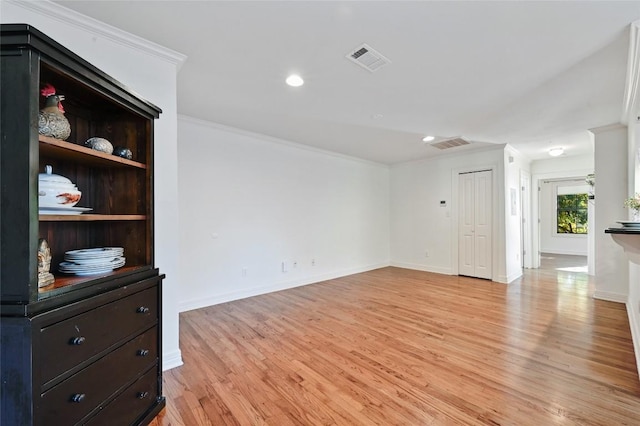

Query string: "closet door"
[[458, 170, 492, 279]]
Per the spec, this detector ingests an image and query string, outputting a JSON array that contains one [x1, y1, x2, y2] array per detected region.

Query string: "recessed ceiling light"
[[549, 147, 564, 157], [422, 135, 435, 142], [285, 74, 304, 87]]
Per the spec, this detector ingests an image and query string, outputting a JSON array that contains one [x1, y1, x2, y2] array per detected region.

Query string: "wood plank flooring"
[[149, 263, 640, 425]]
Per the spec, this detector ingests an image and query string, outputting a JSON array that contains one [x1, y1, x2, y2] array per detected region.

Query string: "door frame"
[[531, 168, 593, 269], [520, 170, 532, 268]]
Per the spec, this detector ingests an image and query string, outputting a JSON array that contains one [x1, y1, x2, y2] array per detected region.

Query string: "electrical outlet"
[[282, 261, 288, 273], [311, 259, 315, 266], [425, 251, 429, 258], [293, 261, 297, 268], [242, 267, 247, 277]]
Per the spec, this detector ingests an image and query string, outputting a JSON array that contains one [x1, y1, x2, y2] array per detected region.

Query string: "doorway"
[[458, 170, 493, 279]]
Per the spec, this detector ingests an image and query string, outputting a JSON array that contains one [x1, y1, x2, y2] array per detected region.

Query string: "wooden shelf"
[[39, 136, 147, 169], [39, 214, 146, 221], [37, 266, 148, 296]]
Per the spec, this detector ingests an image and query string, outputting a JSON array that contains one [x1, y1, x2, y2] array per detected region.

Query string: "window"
[[557, 193, 588, 234]]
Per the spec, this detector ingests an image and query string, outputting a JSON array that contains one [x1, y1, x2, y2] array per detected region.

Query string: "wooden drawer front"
[[40, 286, 158, 385], [85, 366, 159, 426], [39, 327, 158, 425]]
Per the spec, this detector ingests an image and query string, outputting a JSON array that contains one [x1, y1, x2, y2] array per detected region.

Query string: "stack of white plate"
[[617, 221, 640, 229], [59, 247, 125, 276]]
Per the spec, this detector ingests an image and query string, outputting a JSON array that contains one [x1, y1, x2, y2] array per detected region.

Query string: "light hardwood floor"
[[150, 264, 640, 425]]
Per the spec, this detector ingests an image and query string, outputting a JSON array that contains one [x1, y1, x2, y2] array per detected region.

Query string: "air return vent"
[[429, 137, 471, 150], [346, 43, 391, 72]]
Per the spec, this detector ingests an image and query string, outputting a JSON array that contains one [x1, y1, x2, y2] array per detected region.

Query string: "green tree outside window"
[[557, 193, 588, 234]]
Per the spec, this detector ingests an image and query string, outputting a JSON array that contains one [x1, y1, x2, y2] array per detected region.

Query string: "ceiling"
[[54, 1, 640, 164]]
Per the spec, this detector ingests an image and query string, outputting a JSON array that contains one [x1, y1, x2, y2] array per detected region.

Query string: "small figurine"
[[38, 84, 71, 140], [112, 146, 133, 160], [37, 238, 55, 288]]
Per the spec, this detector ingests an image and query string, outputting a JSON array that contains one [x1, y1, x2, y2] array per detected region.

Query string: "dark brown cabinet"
[[1, 24, 165, 425]]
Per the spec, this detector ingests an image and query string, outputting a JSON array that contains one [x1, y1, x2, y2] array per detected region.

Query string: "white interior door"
[[458, 170, 492, 279]]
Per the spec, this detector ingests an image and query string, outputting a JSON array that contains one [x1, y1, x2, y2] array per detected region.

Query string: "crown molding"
[[589, 122, 627, 134], [622, 20, 640, 125], [178, 114, 389, 169], [6, 0, 187, 70]]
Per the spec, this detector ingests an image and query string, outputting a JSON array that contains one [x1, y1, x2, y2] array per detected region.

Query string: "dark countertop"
[[605, 227, 640, 234]]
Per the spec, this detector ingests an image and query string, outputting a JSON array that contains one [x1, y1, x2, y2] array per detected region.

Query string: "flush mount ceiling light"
[[285, 74, 304, 87], [549, 147, 564, 157], [422, 135, 435, 142]]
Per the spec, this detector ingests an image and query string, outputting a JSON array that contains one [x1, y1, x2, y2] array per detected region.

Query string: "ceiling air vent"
[[429, 137, 471, 150], [346, 43, 391, 72]]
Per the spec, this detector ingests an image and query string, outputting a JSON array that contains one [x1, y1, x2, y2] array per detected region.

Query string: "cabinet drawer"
[[39, 286, 158, 386], [85, 366, 159, 426], [39, 327, 158, 425]]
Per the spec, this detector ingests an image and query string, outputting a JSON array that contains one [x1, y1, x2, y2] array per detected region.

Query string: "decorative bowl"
[[38, 165, 82, 208], [85, 137, 113, 154]]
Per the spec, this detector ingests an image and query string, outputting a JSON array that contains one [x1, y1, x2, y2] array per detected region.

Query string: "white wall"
[[177, 116, 390, 311], [389, 145, 514, 282], [1, 1, 185, 370], [593, 124, 629, 303]]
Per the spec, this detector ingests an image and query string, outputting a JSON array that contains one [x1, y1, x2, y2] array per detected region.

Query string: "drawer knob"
[[137, 349, 150, 357], [137, 391, 149, 399], [69, 336, 86, 345], [136, 306, 150, 314], [71, 393, 86, 403]]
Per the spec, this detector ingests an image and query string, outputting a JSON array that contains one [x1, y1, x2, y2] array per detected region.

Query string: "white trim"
[[389, 143, 506, 170], [162, 349, 184, 372], [531, 167, 594, 269], [589, 122, 627, 135], [622, 21, 640, 124], [593, 291, 627, 303], [389, 261, 453, 276], [626, 299, 640, 379], [541, 249, 588, 256], [502, 270, 523, 284], [8, 0, 187, 69], [178, 262, 389, 313], [178, 114, 388, 169]]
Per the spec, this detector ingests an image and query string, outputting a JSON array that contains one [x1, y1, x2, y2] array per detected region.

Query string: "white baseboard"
[[388, 261, 453, 276], [593, 290, 627, 303], [500, 269, 523, 284], [540, 250, 588, 256], [178, 262, 389, 313], [626, 300, 640, 379], [162, 349, 183, 371]]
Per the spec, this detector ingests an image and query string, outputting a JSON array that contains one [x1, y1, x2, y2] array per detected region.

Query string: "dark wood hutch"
[[1, 24, 165, 425]]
